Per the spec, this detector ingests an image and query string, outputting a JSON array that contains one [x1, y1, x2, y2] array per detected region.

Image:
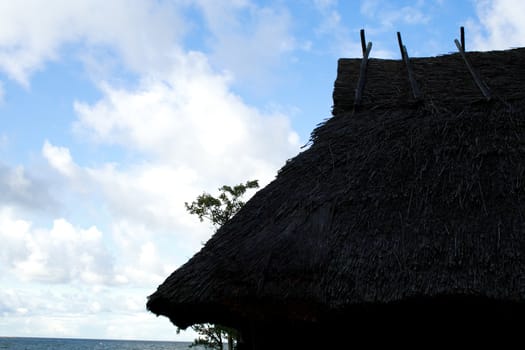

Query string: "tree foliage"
[[189, 324, 224, 350], [184, 180, 259, 350], [185, 180, 259, 228]]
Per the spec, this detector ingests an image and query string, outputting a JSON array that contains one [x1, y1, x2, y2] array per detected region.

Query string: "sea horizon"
[[0, 336, 199, 350], [0, 335, 190, 343]]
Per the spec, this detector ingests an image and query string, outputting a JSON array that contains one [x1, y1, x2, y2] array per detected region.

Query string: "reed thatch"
[[147, 48, 525, 332]]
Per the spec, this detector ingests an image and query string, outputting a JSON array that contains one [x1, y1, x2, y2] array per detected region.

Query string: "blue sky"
[[1, 0, 524, 342]]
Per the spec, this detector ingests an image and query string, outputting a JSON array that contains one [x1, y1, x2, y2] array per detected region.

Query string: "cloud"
[[191, 0, 296, 86], [313, 0, 337, 10], [311, 1, 395, 58], [60, 49, 299, 285], [0, 162, 55, 212], [0, 0, 302, 340], [73, 49, 300, 203], [468, 0, 525, 50], [42, 140, 78, 177], [0, 0, 185, 85], [108, 220, 184, 286], [0, 208, 114, 284], [0, 285, 147, 317], [13, 0, 300, 291], [1, 310, 195, 341], [360, 0, 430, 29], [0, 81, 4, 104], [0, 204, 183, 288], [40, 49, 300, 285], [0, 285, 197, 340], [312, 1, 362, 58], [0, 1, 299, 89], [0, 0, 300, 283], [0, 209, 30, 269], [74, 51, 299, 167]]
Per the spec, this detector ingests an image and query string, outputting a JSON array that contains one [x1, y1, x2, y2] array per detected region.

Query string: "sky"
[[1, 0, 525, 342]]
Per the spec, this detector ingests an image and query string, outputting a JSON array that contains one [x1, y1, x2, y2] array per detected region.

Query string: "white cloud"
[[74, 50, 299, 170], [0, 205, 182, 288], [0, 286, 197, 340], [108, 221, 182, 286], [0, 0, 303, 340], [313, 0, 337, 10], [22, 0, 299, 292], [192, 0, 296, 85], [360, 0, 380, 17], [29, 50, 300, 289], [0, 1, 299, 89], [468, 0, 525, 50], [0, 209, 30, 268], [312, 1, 395, 58], [5, 166, 30, 193], [0, 163, 55, 211], [1, 285, 143, 317], [360, 0, 430, 29], [0, 208, 114, 284], [72, 49, 299, 231], [313, 1, 361, 57], [0, 0, 185, 85], [395, 6, 430, 25], [1, 312, 194, 340], [42, 141, 78, 177], [64, 49, 299, 281]]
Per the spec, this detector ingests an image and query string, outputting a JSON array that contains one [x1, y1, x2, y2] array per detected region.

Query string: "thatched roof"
[[334, 48, 525, 113], [147, 48, 525, 329]]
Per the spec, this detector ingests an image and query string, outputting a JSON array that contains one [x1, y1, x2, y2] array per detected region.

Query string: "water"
[[0, 337, 199, 350]]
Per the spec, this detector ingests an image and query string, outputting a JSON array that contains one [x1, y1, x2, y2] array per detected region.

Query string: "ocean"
[[0, 337, 201, 350]]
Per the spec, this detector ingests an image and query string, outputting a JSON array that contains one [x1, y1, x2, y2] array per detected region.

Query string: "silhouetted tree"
[[185, 180, 259, 350]]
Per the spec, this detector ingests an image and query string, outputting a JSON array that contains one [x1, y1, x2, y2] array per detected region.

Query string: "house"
[[148, 42, 525, 348]]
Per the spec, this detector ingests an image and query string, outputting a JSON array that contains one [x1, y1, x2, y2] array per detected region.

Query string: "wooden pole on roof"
[[461, 26, 465, 51], [354, 29, 373, 109], [397, 32, 421, 100], [396, 32, 404, 60], [360, 29, 367, 56], [455, 27, 492, 100]]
